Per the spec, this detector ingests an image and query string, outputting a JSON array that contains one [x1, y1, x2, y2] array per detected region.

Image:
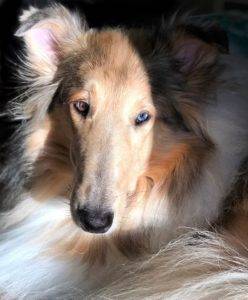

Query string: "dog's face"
[[63, 31, 156, 233], [17, 5, 224, 235]]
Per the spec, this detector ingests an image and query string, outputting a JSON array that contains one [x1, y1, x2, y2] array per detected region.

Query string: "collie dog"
[[0, 4, 248, 298]]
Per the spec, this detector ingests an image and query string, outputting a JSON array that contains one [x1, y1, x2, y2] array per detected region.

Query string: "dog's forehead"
[[87, 30, 137, 63], [83, 30, 147, 82], [58, 29, 151, 104]]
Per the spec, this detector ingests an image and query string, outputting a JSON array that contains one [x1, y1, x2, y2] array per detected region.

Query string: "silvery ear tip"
[[19, 6, 38, 23], [15, 6, 39, 37]]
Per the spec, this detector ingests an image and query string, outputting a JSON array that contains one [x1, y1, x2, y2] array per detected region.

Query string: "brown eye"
[[73, 101, 90, 117]]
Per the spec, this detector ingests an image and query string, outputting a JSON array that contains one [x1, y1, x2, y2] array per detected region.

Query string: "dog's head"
[[16, 5, 226, 235]]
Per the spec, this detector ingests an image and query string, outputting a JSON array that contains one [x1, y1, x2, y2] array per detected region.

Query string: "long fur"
[[1, 199, 248, 299], [1, 201, 248, 299], [0, 4, 248, 299], [95, 231, 248, 300]]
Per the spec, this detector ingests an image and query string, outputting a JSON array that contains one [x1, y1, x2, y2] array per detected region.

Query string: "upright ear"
[[15, 4, 88, 80]]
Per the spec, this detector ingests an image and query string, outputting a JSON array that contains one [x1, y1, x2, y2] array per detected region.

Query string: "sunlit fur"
[[0, 4, 248, 298]]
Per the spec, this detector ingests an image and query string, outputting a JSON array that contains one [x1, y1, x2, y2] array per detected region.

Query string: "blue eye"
[[135, 111, 151, 126]]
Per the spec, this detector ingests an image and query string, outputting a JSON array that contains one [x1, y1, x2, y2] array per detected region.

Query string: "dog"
[[0, 3, 248, 298]]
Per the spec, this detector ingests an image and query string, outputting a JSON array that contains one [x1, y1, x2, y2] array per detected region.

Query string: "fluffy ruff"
[[1, 199, 248, 299]]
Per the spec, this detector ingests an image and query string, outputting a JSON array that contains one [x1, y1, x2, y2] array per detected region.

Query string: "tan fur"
[[27, 107, 73, 201], [1, 5, 248, 298], [22, 26, 223, 262]]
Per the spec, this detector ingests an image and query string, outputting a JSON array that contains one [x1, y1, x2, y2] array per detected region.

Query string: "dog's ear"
[[15, 4, 88, 79], [147, 17, 228, 138], [160, 18, 228, 76], [171, 23, 228, 75], [146, 17, 228, 108]]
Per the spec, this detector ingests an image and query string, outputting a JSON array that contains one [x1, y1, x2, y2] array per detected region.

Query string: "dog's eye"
[[135, 111, 151, 126], [73, 101, 90, 117]]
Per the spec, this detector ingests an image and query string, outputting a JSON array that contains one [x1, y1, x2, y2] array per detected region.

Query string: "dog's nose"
[[76, 206, 114, 234]]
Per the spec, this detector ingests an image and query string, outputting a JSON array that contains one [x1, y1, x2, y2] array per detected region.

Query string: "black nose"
[[76, 206, 114, 234]]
